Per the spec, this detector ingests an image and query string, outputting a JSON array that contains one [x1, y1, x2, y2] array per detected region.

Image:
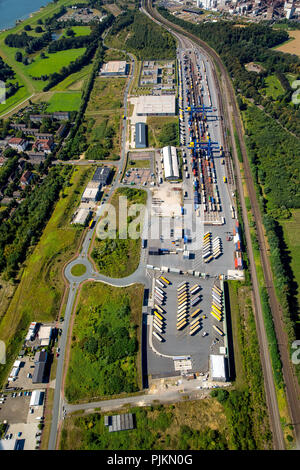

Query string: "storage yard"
[[141, 36, 242, 380]]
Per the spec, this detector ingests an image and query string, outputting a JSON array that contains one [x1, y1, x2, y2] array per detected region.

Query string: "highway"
[[141, 0, 293, 450]]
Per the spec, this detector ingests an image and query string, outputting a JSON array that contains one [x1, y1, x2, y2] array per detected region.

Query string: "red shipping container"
[[234, 258, 238, 269], [237, 241, 241, 251]]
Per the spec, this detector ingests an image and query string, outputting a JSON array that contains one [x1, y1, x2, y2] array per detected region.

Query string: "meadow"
[[65, 282, 144, 402], [275, 30, 300, 57], [23, 48, 87, 78]]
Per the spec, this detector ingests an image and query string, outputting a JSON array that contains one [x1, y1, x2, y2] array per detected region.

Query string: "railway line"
[[142, 0, 300, 449]]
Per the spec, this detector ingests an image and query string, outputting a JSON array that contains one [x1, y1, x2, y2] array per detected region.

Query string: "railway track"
[[142, 0, 300, 449]]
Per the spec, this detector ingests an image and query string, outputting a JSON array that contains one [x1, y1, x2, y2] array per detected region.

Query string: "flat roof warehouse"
[[162, 146, 179, 180]]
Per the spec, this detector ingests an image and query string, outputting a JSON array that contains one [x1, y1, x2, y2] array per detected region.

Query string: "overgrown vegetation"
[[65, 282, 144, 402], [60, 400, 229, 449]]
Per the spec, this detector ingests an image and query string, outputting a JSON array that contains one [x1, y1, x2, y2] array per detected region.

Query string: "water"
[[0, 0, 50, 32]]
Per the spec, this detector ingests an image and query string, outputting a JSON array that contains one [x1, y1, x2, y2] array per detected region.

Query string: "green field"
[[92, 188, 147, 277], [60, 400, 228, 449], [46, 91, 82, 111], [281, 209, 300, 307], [70, 264, 87, 277], [126, 159, 151, 170], [0, 165, 93, 387], [65, 282, 144, 402]]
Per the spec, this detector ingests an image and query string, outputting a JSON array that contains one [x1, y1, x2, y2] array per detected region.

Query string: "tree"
[[35, 26, 43, 33]]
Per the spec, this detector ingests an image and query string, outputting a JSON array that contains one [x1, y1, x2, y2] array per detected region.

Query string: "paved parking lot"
[[147, 273, 225, 376]]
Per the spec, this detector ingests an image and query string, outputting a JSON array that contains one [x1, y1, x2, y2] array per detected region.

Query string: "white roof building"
[[210, 354, 227, 382], [136, 95, 175, 116], [39, 326, 52, 347], [162, 146, 179, 180], [81, 186, 100, 202]]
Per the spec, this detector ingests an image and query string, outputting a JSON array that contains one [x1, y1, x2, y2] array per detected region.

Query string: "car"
[[18, 392, 22, 397], [56, 353, 59, 358], [57, 347, 60, 353], [17, 432, 22, 437], [9, 434, 12, 439]]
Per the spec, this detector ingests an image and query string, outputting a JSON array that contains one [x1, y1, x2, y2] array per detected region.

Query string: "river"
[[0, 0, 50, 32]]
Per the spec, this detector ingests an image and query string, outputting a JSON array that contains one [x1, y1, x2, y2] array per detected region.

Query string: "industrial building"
[[136, 95, 175, 116], [104, 413, 135, 432], [135, 122, 147, 148], [210, 354, 227, 382], [100, 61, 128, 76], [92, 166, 111, 186], [162, 146, 179, 180]]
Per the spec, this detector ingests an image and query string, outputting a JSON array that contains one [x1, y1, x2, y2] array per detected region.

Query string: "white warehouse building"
[[162, 146, 179, 180]]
